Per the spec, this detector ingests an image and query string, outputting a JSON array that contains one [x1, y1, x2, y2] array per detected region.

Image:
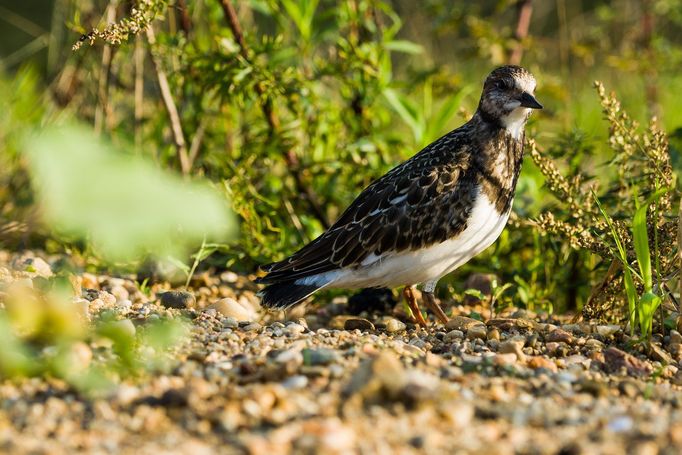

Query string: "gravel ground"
[[2, 252, 682, 454]]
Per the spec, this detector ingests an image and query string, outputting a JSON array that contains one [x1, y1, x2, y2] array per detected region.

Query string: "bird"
[[255, 65, 542, 326]]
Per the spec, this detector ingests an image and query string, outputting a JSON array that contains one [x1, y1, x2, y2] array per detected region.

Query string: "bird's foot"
[[403, 286, 428, 327], [422, 292, 449, 325]]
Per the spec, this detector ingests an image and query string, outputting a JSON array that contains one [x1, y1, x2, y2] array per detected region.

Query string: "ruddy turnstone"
[[256, 65, 542, 326]]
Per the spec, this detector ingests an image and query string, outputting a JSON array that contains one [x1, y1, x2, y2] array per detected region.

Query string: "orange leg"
[[423, 292, 449, 324], [403, 286, 427, 327]]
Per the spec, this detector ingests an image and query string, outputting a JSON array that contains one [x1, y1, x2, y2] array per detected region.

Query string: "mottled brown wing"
[[257, 130, 476, 284]]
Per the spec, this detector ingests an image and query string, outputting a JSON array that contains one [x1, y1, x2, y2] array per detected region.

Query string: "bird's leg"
[[403, 286, 427, 327], [422, 281, 449, 325]]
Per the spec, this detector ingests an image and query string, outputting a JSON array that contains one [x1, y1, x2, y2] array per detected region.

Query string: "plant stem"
[[145, 26, 191, 175]]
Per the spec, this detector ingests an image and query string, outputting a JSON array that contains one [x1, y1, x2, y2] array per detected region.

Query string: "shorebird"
[[256, 65, 542, 326]]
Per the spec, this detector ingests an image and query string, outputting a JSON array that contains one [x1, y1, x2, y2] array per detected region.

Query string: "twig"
[[509, 0, 533, 65], [216, 0, 330, 229], [176, 0, 192, 35], [188, 119, 207, 167], [145, 25, 191, 175]]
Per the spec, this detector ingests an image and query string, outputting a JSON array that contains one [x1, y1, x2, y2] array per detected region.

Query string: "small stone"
[[444, 330, 464, 342], [603, 347, 652, 377], [220, 271, 239, 283], [607, 416, 633, 433], [242, 322, 262, 332], [222, 317, 238, 329], [669, 330, 682, 345], [282, 375, 308, 390], [403, 344, 424, 356], [159, 290, 196, 309], [546, 328, 574, 344], [466, 325, 487, 341], [73, 298, 90, 318], [584, 338, 604, 350], [526, 333, 539, 348], [446, 316, 484, 331], [285, 322, 306, 336], [494, 353, 518, 366], [649, 343, 673, 364], [499, 340, 526, 362], [577, 379, 608, 397], [672, 370, 682, 386], [343, 351, 406, 400], [302, 348, 339, 366], [618, 380, 642, 398], [487, 328, 500, 341], [596, 325, 621, 337], [527, 356, 558, 372], [112, 319, 136, 338], [275, 349, 303, 365], [210, 297, 257, 321], [344, 318, 375, 331], [385, 318, 407, 333], [69, 341, 92, 371], [116, 299, 133, 311], [22, 257, 53, 278]]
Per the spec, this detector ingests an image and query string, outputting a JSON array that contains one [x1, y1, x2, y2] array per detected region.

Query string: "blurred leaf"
[[24, 125, 236, 262], [385, 40, 424, 55]]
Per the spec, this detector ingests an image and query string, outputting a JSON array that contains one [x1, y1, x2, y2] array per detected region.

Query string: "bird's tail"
[[257, 280, 326, 310]]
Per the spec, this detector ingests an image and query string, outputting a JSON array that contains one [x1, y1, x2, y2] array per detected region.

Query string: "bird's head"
[[477, 65, 542, 139]]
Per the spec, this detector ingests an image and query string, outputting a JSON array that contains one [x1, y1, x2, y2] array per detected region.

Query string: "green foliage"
[[0, 277, 189, 395], [26, 125, 235, 262], [595, 188, 668, 339]]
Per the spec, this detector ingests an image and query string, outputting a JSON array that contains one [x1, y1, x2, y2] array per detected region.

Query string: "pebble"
[[210, 297, 257, 321], [466, 325, 487, 341], [275, 349, 303, 365], [22, 257, 52, 278], [499, 340, 526, 362], [385, 318, 407, 333], [446, 316, 484, 331], [285, 322, 306, 336], [282, 375, 309, 390], [222, 317, 239, 329], [159, 290, 196, 309], [444, 330, 464, 342], [670, 330, 682, 345], [241, 322, 262, 332], [596, 325, 621, 337], [487, 328, 500, 341], [344, 318, 375, 331], [302, 348, 339, 366], [112, 319, 136, 338], [545, 328, 574, 344]]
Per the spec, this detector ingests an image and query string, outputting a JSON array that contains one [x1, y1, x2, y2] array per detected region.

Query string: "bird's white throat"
[[501, 106, 530, 141]]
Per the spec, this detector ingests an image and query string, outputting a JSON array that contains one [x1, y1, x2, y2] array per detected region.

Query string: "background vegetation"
[[2, 0, 682, 329]]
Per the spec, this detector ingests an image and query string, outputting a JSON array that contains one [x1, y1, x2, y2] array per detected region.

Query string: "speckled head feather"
[[477, 65, 541, 130]]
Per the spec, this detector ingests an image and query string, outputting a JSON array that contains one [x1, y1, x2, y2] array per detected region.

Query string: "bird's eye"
[[496, 79, 510, 90]]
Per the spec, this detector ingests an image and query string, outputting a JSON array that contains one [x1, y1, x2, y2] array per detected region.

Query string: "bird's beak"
[[519, 92, 543, 109]]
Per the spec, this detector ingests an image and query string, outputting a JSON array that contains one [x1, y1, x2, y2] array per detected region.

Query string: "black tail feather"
[[257, 281, 324, 310]]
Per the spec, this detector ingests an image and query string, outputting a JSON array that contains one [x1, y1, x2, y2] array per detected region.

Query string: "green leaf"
[[425, 85, 474, 140], [594, 192, 638, 334], [384, 40, 424, 55], [383, 88, 425, 143], [24, 124, 236, 262]]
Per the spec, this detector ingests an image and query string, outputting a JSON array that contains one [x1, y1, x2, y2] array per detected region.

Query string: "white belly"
[[303, 192, 510, 289]]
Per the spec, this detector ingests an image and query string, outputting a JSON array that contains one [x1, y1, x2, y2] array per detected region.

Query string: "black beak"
[[519, 92, 543, 109]]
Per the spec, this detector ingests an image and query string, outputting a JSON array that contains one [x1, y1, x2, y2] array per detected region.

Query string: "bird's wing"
[[258, 130, 476, 284]]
